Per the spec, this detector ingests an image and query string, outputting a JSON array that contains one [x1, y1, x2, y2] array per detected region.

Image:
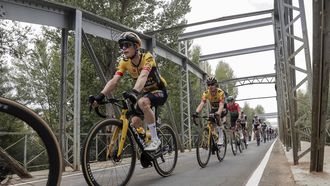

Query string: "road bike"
[[236, 122, 248, 150], [81, 93, 178, 186], [228, 121, 243, 156], [0, 97, 62, 185], [254, 125, 261, 146], [192, 113, 227, 168]]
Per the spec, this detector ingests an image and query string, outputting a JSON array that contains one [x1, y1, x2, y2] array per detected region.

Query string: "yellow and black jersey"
[[202, 88, 225, 109], [115, 52, 167, 92]]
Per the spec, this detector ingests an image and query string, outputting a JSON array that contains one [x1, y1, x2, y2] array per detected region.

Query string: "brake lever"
[[88, 95, 95, 113]]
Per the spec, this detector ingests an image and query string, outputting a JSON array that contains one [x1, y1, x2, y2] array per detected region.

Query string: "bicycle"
[[0, 97, 62, 185], [237, 122, 248, 150], [254, 125, 261, 146], [241, 127, 248, 149], [192, 113, 227, 168], [228, 121, 242, 156], [81, 93, 178, 186]]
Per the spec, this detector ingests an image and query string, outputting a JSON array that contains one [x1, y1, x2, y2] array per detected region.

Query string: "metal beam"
[[199, 44, 275, 61], [0, 0, 206, 79], [310, 0, 330, 172], [236, 96, 276, 102], [219, 73, 276, 87], [145, 9, 274, 34], [0, 0, 72, 28], [178, 17, 273, 41]]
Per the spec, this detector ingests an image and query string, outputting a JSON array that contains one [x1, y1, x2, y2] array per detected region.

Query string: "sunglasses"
[[119, 41, 134, 49], [207, 83, 216, 86]]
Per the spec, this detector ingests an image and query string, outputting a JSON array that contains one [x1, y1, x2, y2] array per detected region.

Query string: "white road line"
[[245, 139, 276, 186]]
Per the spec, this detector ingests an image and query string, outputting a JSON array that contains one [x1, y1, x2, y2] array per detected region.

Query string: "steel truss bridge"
[[0, 0, 329, 173]]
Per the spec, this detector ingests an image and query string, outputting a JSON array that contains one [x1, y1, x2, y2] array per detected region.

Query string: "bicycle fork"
[[107, 110, 129, 159]]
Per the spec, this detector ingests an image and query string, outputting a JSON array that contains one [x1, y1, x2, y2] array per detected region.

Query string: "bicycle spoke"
[[196, 128, 211, 168], [153, 124, 178, 177], [81, 119, 136, 186]]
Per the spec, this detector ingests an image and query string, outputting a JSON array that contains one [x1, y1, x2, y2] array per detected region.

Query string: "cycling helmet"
[[226, 96, 234, 102], [206, 76, 218, 86], [118, 32, 142, 48]]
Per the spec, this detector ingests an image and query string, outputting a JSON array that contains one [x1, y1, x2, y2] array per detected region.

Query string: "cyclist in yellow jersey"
[[193, 76, 226, 145], [93, 32, 167, 151]]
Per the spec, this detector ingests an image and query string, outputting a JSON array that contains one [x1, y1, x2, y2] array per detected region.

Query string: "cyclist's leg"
[[131, 116, 143, 128], [139, 89, 167, 151]]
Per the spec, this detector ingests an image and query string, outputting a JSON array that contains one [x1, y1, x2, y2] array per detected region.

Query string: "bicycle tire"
[[0, 97, 62, 186], [237, 138, 243, 153], [235, 133, 242, 153], [216, 130, 227, 162], [153, 124, 178, 177], [243, 138, 248, 149], [230, 132, 238, 156], [81, 119, 136, 186], [196, 127, 211, 168]]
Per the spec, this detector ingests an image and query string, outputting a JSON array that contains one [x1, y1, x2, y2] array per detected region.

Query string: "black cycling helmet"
[[226, 96, 234, 102], [118, 32, 142, 48], [206, 76, 218, 86]]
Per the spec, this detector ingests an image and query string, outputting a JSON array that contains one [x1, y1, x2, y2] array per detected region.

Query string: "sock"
[[148, 123, 158, 141], [217, 127, 223, 140]]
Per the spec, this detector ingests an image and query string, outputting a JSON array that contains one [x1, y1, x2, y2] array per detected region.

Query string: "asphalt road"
[[57, 140, 274, 186], [10, 139, 274, 186]]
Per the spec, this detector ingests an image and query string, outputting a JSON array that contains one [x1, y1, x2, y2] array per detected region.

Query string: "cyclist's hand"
[[123, 89, 139, 103], [192, 112, 199, 118], [91, 93, 105, 108]]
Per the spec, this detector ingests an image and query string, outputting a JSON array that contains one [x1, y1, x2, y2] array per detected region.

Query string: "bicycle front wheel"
[[230, 132, 238, 156], [153, 124, 178, 177], [196, 127, 211, 168], [0, 97, 62, 186], [81, 119, 136, 186], [216, 129, 227, 162]]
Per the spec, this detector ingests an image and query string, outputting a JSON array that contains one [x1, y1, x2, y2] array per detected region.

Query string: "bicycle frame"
[[107, 109, 129, 158]]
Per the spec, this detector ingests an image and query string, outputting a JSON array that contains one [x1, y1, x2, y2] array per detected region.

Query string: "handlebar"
[[88, 94, 128, 118], [192, 113, 219, 126]]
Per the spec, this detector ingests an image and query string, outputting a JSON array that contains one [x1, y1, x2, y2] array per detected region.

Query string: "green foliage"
[[214, 61, 237, 96]]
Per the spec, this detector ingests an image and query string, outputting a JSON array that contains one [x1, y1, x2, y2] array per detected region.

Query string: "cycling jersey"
[[115, 52, 167, 92], [227, 103, 240, 114], [201, 88, 225, 110]]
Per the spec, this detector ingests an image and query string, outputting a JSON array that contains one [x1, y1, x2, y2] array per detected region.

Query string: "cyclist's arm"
[[237, 104, 241, 119], [133, 69, 149, 92], [196, 100, 206, 113], [101, 74, 121, 95], [216, 101, 224, 115]]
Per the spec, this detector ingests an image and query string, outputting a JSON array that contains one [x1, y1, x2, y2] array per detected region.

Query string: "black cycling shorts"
[[240, 123, 246, 130], [142, 89, 168, 107]]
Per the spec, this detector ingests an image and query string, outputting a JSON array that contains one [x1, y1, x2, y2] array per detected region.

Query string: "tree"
[[214, 61, 237, 96]]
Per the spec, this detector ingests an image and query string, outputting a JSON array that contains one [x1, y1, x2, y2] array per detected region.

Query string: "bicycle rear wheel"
[[81, 119, 136, 186], [216, 130, 227, 162], [196, 127, 211, 168], [153, 124, 178, 177], [0, 97, 62, 186]]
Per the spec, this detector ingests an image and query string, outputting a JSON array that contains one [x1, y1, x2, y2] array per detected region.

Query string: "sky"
[[184, 0, 313, 124]]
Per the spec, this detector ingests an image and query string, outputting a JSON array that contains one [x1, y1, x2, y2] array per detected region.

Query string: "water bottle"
[[136, 127, 146, 140]]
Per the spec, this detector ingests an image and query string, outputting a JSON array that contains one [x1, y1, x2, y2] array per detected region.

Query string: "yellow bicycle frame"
[[107, 109, 129, 158], [207, 123, 212, 147]]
